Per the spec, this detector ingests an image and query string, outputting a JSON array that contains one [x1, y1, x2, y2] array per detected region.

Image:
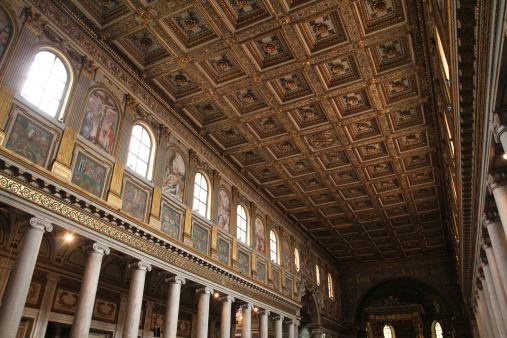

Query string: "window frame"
[[19, 48, 73, 120], [316, 265, 321, 286], [193, 171, 210, 219], [270, 229, 278, 264], [383, 324, 395, 338], [328, 273, 334, 299], [237, 203, 248, 245], [432, 321, 444, 338], [294, 248, 300, 272], [126, 122, 156, 180]]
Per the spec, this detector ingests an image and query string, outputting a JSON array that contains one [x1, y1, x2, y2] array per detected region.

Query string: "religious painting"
[[25, 281, 43, 307], [122, 180, 148, 221], [161, 204, 181, 240], [177, 318, 192, 337], [272, 269, 280, 291], [0, 6, 12, 61], [5, 113, 53, 167], [92, 298, 118, 323], [71, 152, 106, 197], [238, 250, 250, 275], [162, 148, 186, 202], [301, 255, 314, 281], [282, 236, 291, 272], [192, 223, 208, 254], [256, 261, 266, 283], [218, 237, 229, 265], [285, 277, 293, 298], [79, 89, 119, 154], [217, 189, 230, 232], [255, 217, 265, 255], [52, 288, 78, 314]]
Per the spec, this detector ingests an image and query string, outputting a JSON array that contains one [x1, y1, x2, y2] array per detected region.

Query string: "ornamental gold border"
[[0, 164, 299, 315]]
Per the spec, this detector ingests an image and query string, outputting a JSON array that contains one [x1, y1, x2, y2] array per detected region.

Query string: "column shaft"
[[288, 322, 295, 338], [274, 316, 283, 338], [220, 296, 234, 338], [481, 276, 502, 337], [258, 310, 269, 338], [478, 287, 496, 337], [123, 261, 151, 338], [70, 243, 109, 338], [483, 245, 507, 325], [486, 220, 507, 296], [0, 218, 52, 338], [164, 277, 185, 338], [241, 304, 252, 338], [476, 301, 491, 338], [489, 181, 507, 242], [113, 294, 128, 338], [196, 287, 213, 338]]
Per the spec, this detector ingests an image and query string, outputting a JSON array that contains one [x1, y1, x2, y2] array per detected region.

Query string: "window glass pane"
[[136, 161, 147, 177], [20, 80, 43, 105], [138, 144, 150, 162], [52, 58, 68, 82], [132, 125, 142, 140], [435, 322, 443, 338], [140, 129, 151, 146], [383, 325, 393, 338], [45, 75, 65, 99], [27, 63, 50, 88], [34, 51, 55, 70], [127, 152, 137, 170], [199, 188, 207, 203], [129, 137, 140, 155], [39, 93, 59, 116]]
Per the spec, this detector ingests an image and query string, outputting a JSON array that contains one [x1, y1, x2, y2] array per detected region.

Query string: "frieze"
[[0, 158, 299, 314]]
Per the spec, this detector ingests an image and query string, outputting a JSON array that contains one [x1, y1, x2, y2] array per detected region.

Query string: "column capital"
[[129, 260, 152, 272], [488, 172, 507, 191], [294, 319, 300, 327], [196, 286, 213, 295], [258, 309, 270, 316], [272, 314, 284, 321], [479, 255, 488, 267], [492, 113, 507, 142], [481, 237, 492, 250], [219, 295, 235, 303], [85, 242, 110, 255], [240, 303, 253, 310], [482, 211, 501, 227], [166, 275, 186, 285], [29, 217, 53, 232]]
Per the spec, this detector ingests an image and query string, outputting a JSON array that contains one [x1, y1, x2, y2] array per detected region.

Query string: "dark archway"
[[300, 290, 321, 336], [355, 278, 454, 338]]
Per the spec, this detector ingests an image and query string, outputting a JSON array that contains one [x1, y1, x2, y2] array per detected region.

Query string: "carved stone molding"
[[196, 286, 213, 295], [189, 149, 201, 167], [29, 217, 53, 233], [258, 309, 270, 316], [24, 7, 47, 35], [220, 295, 235, 303], [129, 260, 152, 271], [85, 242, 110, 256], [240, 303, 253, 309], [166, 276, 186, 285], [488, 172, 507, 191], [272, 315, 284, 321], [483, 211, 501, 227]]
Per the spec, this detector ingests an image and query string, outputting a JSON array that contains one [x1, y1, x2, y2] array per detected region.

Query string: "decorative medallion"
[[298, 10, 348, 53], [162, 7, 217, 49]]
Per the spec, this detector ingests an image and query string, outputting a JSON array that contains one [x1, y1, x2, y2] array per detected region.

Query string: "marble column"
[[475, 296, 491, 338], [164, 276, 185, 338], [294, 320, 300, 338], [273, 315, 283, 338], [241, 303, 253, 338], [493, 115, 507, 154], [478, 284, 496, 337], [480, 274, 503, 337], [287, 319, 295, 338], [123, 261, 152, 338], [220, 295, 234, 338], [483, 212, 507, 296], [32, 272, 60, 337], [143, 301, 155, 338], [113, 294, 128, 338], [70, 243, 110, 338], [195, 287, 213, 338], [258, 310, 269, 338], [0, 217, 52, 338], [488, 174, 507, 238], [482, 261, 507, 336], [482, 239, 507, 323]]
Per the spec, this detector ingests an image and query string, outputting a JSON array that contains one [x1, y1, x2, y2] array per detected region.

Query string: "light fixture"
[[214, 292, 219, 298], [65, 234, 73, 242], [503, 153, 507, 160], [254, 307, 258, 312]]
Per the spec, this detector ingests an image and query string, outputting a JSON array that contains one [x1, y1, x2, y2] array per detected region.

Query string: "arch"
[[383, 324, 395, 338], [0, 4, 14, 66], [193, 171, 210, 218], [101, 261, 123, 283], [127, 122, 156, 179], [162, 147, 187, 202], [300, 290, 322, 328], [354, 277, 453, 335], [431, 321, 444, 338], [237, 203, 248, 244], [254, 216, 264, 254], [217, 188, 231, 232], [20, 48, 73, 119], [269, 229, 278, 264], [37, 235, 51, 261], [79, 87, 120, 154], [65, 249, 86, 269]]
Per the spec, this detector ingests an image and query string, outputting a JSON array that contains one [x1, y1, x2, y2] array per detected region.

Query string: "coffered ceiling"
[[65, 0, 448, 264]]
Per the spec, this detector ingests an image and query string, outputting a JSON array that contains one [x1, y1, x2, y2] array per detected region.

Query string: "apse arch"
[[354, 277, 454, 337], [300, 288, 322, 332]]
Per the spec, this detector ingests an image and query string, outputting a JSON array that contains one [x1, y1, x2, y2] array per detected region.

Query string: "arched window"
[[383, 325, 395, 338], [237, 204, 248, 244], [294, 248, 300, 272], [270, 230, 278, 263], [316, 265, 320, 285], [127, 124, 155, 179], [328, 273, 334, 299], [21, 50, 71, 118], [432, 321, 444, 338], [193, 172, 209, 218]]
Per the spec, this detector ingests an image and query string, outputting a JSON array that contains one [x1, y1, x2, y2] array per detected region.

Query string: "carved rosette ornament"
[[383, 45, 398, 57], [346, 96, 359, 105], [216, 60, 230, 71], [236, 0, 250, 8], [332, 64, 345, 74], [174, 75, 187, 86], [315, 23, 329, 34], [242, 93, 254, 103], [183, 19, 197, 30], [139, 38, 152, 49], [264, 43, 277, 53], [166, 275, 186, 285], [372, 0, 388, 13]]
